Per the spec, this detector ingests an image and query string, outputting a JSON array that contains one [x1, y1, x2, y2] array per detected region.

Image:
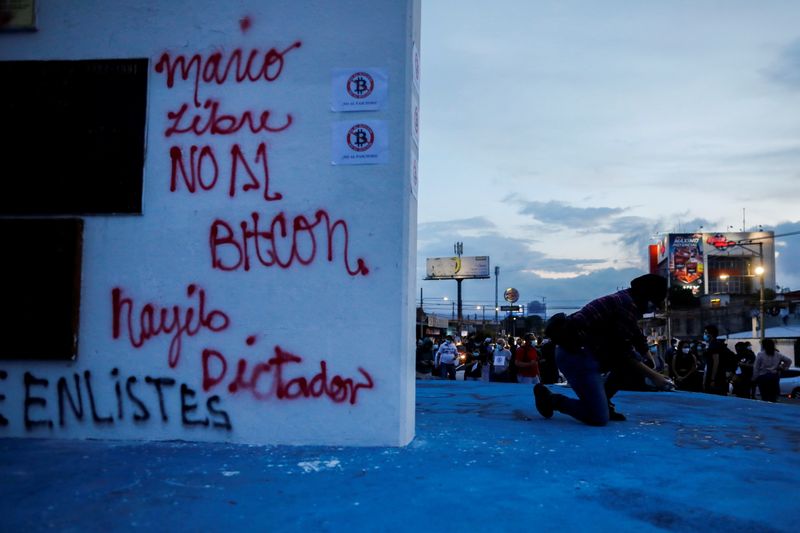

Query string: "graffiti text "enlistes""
[[20, 369, 231, 431]]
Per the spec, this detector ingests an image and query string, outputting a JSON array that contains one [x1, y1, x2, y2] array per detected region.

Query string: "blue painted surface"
[[2, 381, 798, 532]]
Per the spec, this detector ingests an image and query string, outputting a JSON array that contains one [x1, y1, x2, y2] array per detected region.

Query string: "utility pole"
[[665, 275, 672, 343], [454, 241, 463, 333], [419, 287, 423, 340], [756, 243, 766, 344], [494, 266, 499, 326], [736, 237, 774, 344]]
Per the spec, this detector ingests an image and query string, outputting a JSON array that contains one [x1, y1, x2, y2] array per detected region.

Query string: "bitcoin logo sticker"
[[332, 120, 387, 165], [346, 124, 375, 152], [331, 68, 387, 112], [346, 72, 374, 99]]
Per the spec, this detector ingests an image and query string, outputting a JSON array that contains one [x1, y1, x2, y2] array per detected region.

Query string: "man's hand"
[[657, 378, 676, 392], [635, 360, 675, 392]]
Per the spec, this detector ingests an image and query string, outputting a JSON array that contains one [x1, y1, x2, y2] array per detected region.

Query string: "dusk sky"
[[417, 1, 800, 317]]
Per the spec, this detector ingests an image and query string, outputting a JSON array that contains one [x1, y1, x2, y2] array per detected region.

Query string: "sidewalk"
[[2, 381, 798, 532]]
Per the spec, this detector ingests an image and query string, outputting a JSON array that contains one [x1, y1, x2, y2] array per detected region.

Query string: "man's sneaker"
[[533, 383, 554, 419], [608, 403, 626, 422]]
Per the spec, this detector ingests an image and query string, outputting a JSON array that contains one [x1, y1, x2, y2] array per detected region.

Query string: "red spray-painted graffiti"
[[169, 143, 282, 201], [108, 287, 375, 407], [202, 340, 374, 405], [209, 210, 370, 276], [165, 100, 292, 137], [111, 285, 230, 368], [239, 16, 253, 34], [154, 43, 302, 107], [98, 24, 378, 428], [154, 33, 371, 279]]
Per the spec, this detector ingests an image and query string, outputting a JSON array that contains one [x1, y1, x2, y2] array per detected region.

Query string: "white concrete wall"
[[0, 0, 420, 446]]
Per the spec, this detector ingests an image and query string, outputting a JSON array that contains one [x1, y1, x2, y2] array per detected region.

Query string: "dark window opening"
[[0, 219, 83, 360], [0, 58, 148, 215]]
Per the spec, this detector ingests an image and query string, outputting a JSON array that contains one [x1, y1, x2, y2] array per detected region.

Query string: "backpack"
[[717, 342, 738, 373], [723, 347, 739, 373]]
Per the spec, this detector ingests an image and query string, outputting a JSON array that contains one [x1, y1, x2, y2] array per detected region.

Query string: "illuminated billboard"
[[654, 231, 776, 295], [668, 233, 704, 289], [425, 256, 490, 280]]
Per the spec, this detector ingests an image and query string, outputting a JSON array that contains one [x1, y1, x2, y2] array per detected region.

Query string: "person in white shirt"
[[435, 335, 459, 380], [753, 338, 792, 402], [490, 338, 512, 382]]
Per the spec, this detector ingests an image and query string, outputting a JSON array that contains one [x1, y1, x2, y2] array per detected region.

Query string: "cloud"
[[419, 263, 648, 318], [727, 145, 800, 163], [764, 38, 800, 90], [418, 217, 497, 235], [608, 215, 715, 264], [417, 216, 642, 310], [514, 197, 718, 269], [417, 217, 608, 275], [531, 267, 648, 307], [771, 220, 800, 290], [514, 200, 627, 229], [416, 213, 800, 312]]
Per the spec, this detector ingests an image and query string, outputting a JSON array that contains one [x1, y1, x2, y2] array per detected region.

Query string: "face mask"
[[682, 347, 691, 354], [649, 345, 658, 353], [703, 334, 710, 342]]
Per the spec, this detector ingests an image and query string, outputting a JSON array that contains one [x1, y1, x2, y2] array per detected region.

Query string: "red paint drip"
[[239, 16, 252, 33]]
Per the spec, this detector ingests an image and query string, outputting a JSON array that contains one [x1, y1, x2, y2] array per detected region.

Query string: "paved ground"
[[2, 381, 798, 532]]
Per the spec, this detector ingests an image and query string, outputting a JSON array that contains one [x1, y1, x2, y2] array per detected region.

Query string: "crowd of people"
[[415, 332, 561, 385], [417, 327, 792, 402], [663, 328, 793, 402], [416, 273, 794, 428]]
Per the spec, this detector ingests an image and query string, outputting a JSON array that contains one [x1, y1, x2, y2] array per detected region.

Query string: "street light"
[[719, 272, 730, 293], [755, 265, 766, 343]]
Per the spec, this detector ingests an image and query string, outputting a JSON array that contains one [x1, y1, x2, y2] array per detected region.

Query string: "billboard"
[[668, 233, 704, 289], [425, 256, 490, 279]]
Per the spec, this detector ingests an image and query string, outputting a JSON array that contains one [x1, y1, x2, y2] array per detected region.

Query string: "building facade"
[[653, 231, 776, 296]]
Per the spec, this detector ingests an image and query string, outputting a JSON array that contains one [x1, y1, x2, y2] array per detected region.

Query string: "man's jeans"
[[554, 346, 610, 426], [440, 363, 456, 380]]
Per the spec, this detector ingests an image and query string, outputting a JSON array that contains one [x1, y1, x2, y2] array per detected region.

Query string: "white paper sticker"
[[331, 68, 388, 112], [411, 92, 420, 147], [412, 43, 421, 92], [331, 120, 388, 165], [494, 355, 507, 367], [410, 151, 418, 198]]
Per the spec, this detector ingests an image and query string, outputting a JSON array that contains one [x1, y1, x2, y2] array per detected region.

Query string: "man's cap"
[[630, 274, 668, 303]]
